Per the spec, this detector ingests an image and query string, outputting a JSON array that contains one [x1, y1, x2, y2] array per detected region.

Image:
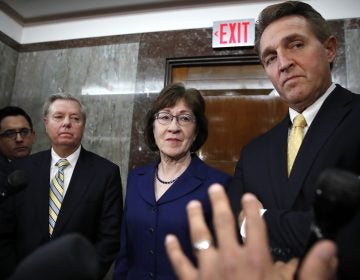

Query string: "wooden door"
[[200, 94, 287, 175]]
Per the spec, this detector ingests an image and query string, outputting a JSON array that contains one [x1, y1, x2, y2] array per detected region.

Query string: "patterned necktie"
[[49, 158, 70, 235], [287, 114, 307, 176]]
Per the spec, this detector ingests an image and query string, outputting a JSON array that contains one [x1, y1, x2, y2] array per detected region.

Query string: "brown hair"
[[144, 83, 208, 153], [255, 1, 333, 56]]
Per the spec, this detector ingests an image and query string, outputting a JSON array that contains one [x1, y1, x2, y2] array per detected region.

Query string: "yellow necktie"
[[49, 159, 70, 235], [287, 114, 307, 176]]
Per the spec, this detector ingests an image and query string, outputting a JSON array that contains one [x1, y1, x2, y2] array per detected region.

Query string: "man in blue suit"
[[0, 94, 122, 280], [227, 1, 360, 279]]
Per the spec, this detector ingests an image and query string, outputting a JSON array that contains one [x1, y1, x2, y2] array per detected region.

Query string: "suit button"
[[149, 250, 154, 255], [152, 207, 157, 212], [149, 272, 154, 278], [148, 227, 154, 234]]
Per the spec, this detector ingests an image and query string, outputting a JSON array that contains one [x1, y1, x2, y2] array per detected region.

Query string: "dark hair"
[[0, 106, 33, 130], [255, 1, 333, 57], [43, 93, 86, 122], [144, 83, 208, 153]]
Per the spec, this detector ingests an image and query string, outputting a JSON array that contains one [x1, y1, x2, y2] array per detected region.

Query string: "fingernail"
[[316, 241, 337, 261], [187, 200, 201, 209], [208, 183, 223, 193], [242, 193, 256, 202], [165, 234, 176, 244]]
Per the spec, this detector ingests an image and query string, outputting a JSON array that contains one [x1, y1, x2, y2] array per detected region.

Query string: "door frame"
[[164, 54, 261, 85]]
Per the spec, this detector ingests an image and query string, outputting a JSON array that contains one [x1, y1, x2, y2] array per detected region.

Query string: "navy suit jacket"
[[227, 85, 360, 279], [113, 155, 231, 280], [0, 147, 123, 279]]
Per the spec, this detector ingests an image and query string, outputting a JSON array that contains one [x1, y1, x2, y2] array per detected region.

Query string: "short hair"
[[0, 106, 33, 130], [255, 1, 333, 56], [144, 83, 208, 153], [43, 93, 86, 122]]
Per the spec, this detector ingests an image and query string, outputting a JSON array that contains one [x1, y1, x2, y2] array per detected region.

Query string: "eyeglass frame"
[[154, 112, 196, 126], [0, 128, 33, 140]]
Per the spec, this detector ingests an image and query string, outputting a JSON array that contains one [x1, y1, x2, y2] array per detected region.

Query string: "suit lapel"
[[268, 117, 292, 207], [137, 162, 157, 205], [157, 155, 205, 204], [286, 86, 353, 207], [137, 155, 206, 206], [33, 151, 52, 238]]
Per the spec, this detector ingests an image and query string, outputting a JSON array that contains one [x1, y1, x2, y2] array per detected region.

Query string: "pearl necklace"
[[156, 167, 178, 184]]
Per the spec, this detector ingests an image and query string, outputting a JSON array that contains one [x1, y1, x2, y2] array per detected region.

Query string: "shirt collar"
[[51, 145, 81, 167], [289, 83, 336, 126]]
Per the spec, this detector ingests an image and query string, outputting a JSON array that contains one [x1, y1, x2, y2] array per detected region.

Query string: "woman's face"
[[153, 99, 197, 160]]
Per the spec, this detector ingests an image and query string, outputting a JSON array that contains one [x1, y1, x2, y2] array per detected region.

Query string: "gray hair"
[[43, 93, 87, 122]]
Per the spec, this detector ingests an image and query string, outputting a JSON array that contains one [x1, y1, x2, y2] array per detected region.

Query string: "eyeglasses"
[[0, 128, 33, 140], [155, 112, 196, 126]]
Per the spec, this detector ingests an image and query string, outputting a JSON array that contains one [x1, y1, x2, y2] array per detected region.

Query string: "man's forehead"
[[0, 115, 30, 129]]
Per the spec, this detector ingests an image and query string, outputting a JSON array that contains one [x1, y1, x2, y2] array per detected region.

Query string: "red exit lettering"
[[219, 21, 250, 44]]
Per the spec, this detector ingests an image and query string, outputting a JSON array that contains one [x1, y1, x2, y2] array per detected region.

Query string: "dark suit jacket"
[[227, 85, 360, 279], [0, 147, 123, 280], [0, 153, 15, 279], [0, 153, 11, 175], [113, 154, 231, 280]]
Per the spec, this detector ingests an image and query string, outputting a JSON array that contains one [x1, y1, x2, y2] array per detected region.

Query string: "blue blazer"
[[114, 154, 231, 280], [228, 85, 360, 278]]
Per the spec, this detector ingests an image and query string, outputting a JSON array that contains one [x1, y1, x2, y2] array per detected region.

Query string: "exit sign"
[[212, 19, 255, 48]]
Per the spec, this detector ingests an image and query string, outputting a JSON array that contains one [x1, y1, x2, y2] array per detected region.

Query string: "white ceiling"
[[0, 0, 250, 25], [1, 0, 359, 44]]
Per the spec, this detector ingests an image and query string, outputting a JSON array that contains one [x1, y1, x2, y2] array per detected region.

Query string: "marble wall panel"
[[129, 93, 158, 170], [345, 27, 360, 93], [329, 19, 347, 87], [11, 42, 140, 188], [0, 40, 17, 107]]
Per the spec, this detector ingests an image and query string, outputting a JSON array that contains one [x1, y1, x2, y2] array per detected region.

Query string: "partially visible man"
[[0, 106, 35, 164], [0, 107, 35, 280], [0, 94, 123, 280]]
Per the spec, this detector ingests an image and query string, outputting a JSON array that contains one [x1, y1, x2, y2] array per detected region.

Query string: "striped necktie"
[[287, 114, 307, 176], [49, 158, 70, 235]]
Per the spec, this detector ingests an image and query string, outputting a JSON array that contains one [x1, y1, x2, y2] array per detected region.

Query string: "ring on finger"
[[193, 239, 213, 251]]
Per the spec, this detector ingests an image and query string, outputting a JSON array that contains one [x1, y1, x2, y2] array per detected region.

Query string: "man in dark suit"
[[227, 1, 360, 279], [0, 94, 123, 280], [0, 106, 35, 279]]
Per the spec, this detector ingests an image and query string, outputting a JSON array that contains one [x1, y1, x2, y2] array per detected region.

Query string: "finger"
[[208, 184, 238, 249], [187, 200, 215, 257], [165, 234, 197, 280], [273, 259, 298, 279], [242, 193, 272, 268], [298, 240, 337, 280]]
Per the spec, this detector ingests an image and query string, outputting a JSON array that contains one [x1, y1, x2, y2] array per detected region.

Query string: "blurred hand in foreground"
[[165, 183, 337, 280]]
